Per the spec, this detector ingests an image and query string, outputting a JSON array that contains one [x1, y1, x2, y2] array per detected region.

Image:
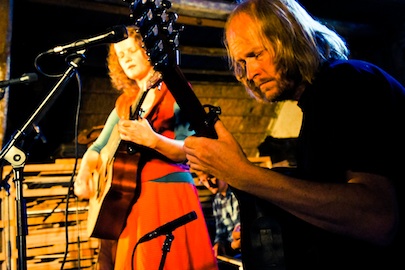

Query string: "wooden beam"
[[26, 0, 130, 15], [170, 0, 234, 21], [26, 0, 234, 27], [180, 45, 227, 57], [177, 15, 226, 28]]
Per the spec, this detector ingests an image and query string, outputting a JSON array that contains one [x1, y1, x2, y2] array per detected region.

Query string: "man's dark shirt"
[[296, 59, 404, 269], [237, 59, 405, 270]]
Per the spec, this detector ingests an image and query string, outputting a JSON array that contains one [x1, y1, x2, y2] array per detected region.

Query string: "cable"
[[60, 70, 82, 270], [131, 241, 141, 270]]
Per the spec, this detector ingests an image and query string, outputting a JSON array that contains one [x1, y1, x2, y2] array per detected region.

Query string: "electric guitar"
[[86, 72, 162, 240]]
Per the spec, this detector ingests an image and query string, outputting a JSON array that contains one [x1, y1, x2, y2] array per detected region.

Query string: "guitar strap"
[[143, 83, 168, 126]]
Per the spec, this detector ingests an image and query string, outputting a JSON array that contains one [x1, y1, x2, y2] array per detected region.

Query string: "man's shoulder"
[[325, 59, 395, 81]]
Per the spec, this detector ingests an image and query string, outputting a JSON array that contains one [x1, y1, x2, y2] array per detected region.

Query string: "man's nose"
[[245, 58, 259, 80]]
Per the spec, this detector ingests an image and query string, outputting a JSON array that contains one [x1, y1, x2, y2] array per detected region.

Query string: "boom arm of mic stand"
[[0, 51, 86, 270]]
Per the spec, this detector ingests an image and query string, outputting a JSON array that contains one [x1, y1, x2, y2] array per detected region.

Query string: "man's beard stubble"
[[245, 77, 296, 103]]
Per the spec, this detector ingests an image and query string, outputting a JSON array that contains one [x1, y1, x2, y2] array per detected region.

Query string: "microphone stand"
[[0, 51, 85, 270], [159, 232, 174, 270]]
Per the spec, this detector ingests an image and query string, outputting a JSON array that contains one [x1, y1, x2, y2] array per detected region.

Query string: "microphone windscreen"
[[109, 25, 128, 43], [24, 73, 38, 82]]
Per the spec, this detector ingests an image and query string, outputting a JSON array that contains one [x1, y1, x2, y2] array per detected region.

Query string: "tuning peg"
[[161, 10, 177, 23], [161, 0, 172, 9]]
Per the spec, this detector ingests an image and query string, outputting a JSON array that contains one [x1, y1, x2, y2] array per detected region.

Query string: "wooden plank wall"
[[77, 80, 280, 159], [0, 159, 99, 270]]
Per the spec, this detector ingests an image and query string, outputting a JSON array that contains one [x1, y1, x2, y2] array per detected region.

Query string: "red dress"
[[113, 83, 218, 270]]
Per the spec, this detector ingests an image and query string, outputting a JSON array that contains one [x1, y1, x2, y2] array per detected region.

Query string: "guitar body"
[[232, 187, 286, 270], [87, 126, 140, 240], [86, 72, 160, 239]]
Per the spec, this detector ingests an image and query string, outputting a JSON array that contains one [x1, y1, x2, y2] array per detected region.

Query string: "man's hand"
[[184, 120, 248, 183]]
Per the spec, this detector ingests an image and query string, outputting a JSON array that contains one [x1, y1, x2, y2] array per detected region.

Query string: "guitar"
[[87, 72, 162, 240], [129, 0, 220, 139], [129, 2, 286, 269]]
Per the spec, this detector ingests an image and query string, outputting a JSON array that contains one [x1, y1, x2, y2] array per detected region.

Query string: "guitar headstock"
[[128, 0, 182, 71], [124, 0, 220, 139]]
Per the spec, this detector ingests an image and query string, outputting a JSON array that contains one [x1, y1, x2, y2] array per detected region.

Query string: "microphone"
[[45, 25, 128, 54], [0, 73, 38, 88], [138, 211, 197, 243]]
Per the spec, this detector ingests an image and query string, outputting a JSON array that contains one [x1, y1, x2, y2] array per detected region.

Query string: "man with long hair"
[[184, 0, 404, 269]]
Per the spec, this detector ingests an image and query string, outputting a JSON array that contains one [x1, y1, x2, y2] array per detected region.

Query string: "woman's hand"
[[74, 169, 94, 199], [118, 118, 158, 148], [74, 150, 99, 199], [119, 118, 187, 162]]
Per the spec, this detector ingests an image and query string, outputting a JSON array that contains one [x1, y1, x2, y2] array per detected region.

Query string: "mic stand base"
[[14, 166, 28, 270]]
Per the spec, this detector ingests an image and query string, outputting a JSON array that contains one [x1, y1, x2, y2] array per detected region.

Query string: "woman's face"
[[113, 36, 153, 81]]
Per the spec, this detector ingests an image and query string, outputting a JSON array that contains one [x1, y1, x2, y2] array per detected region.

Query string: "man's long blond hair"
[[224, 0, 349, 98]]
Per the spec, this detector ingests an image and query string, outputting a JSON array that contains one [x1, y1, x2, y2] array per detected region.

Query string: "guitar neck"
[[160, 66, 218, 139], [129, 0, 218, 139]]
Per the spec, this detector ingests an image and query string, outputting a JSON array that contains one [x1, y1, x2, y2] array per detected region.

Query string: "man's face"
[[226, 13, 283, 102]]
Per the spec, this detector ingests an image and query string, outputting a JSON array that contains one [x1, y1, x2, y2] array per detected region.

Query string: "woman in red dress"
[[74, 25, 218, 270]]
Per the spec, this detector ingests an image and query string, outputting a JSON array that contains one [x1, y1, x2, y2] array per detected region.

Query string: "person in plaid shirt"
[[197, 171, 241, 258]]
